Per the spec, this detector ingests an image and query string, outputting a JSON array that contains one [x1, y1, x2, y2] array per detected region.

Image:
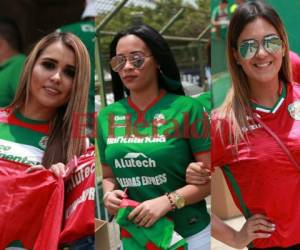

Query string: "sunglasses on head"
[[238, 34, 282, 60], [110, 52, 152, 72]]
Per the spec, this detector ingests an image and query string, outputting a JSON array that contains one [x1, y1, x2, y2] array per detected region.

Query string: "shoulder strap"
[[253, 114, 300, 171]]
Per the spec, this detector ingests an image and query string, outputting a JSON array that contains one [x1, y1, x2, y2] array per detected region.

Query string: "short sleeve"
[[188, 100, 211, 153], [290, 51, 300, 84]]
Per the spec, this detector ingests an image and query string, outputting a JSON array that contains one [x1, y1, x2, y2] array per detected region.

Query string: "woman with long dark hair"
[[98, 24, 211, 249]]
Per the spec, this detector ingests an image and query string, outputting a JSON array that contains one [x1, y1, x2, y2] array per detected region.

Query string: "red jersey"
[[290, 51, 300, 84], [212, 83, 300, 248]]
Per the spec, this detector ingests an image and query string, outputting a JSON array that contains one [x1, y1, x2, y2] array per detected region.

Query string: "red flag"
[[0, 159, 64, 249]]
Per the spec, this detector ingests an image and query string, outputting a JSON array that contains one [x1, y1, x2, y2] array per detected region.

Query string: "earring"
[[158, 66, 163, 75]]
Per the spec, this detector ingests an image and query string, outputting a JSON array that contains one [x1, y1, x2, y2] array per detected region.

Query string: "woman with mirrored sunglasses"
[[210, 0, 300, 249], [97, 24, 211, 249]]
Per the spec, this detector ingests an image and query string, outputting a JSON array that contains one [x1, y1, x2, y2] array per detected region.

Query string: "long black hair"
[[109, 24, 185, 101]]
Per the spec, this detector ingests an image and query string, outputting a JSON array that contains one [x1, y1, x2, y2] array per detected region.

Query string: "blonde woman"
[[0, 32, 92, 248], [1, 32, 90, 169]]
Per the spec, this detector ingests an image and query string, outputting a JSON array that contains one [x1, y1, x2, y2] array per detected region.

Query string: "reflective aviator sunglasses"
[[110, 52, 152, 72], [238, 34, 282, 60]]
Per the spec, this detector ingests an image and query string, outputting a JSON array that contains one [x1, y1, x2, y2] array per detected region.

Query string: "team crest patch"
[[39, 136, 48, 149], [153, 113, 166, 127], [288, 101, 300, 120]]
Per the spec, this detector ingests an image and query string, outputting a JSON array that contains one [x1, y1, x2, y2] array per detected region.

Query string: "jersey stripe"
[[222, 165, 254, 248], [223, 165, 252, 217], [0, 109, 49, 134]]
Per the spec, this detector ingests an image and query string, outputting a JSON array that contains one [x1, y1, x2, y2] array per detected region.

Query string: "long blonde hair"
[[8, 32, 90, 167], [216, 0, 291, 146]]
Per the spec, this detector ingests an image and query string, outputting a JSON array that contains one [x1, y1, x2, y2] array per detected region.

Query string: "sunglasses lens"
[[239, 40, 259, 59], [264, 35, 282, 54], [129, 53, 145, 69], [110, 55, 126, 72]]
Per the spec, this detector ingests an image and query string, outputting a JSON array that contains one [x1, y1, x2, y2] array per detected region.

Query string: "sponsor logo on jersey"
[[0, 139, 43, 165], [38, 136, 48, 150], [114, 115, 126, 121], [153, 113, 166, 127], [66, 163, 95, 193], [241, 115, 262, 132], [81, 23, 95, 32], [65, 187, 95, 218], [115, 153, 156, 168], [288, 101, 300, 120], [241, 123, 262, 132], [117, 173, 167, 187], [107, 135, 166, 144]]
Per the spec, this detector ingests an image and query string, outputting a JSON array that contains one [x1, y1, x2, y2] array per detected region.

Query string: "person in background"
[[230, 0, 246, 15], [0, 16, 26, 107], [211, 0, 230, 39]]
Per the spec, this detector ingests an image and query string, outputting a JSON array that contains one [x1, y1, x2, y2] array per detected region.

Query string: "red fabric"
[[212, 83, 300, 248], [145, 242, 185, 250], [290, 51, 300, 84], [146, 241, 161, 250], [0, 158, 64, 249], [119, 197, 139, 208], [121, 228, 132, 238], [59, 147, 95, 244]]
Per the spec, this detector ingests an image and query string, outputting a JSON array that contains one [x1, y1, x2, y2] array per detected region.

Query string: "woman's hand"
[[186, 162, 211, 185], [26, 162, 66, 177], [233, 214, 275, 248], [128, 195, 172, 228], [103, 190, 127, 216]]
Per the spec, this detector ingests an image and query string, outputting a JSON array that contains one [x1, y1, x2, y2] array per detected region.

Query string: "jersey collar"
[[127, 89, 166, 123], [250, 82, 286, 114]]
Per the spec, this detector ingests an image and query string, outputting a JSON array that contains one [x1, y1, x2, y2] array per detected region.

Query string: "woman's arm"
[[177, 151, 211, 204], [102, 163, 127, 215], [186, 151, 211, 185], [212, 213, 275, 249], [128, 152, 211, 228], [102, 163, 118, 193], [26, 162, 66, 177]]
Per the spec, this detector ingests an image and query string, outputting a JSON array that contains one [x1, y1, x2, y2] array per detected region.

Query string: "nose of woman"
[[50, 69, 62, 83]]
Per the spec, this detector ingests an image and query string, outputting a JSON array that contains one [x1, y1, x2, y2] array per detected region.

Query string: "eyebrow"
[[116, 51, 144, 56], [41, 57, 75, 68], [240, 33, 279, 43]]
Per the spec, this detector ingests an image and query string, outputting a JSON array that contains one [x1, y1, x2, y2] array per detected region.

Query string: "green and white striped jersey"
[[0, 109, 49, 166]]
